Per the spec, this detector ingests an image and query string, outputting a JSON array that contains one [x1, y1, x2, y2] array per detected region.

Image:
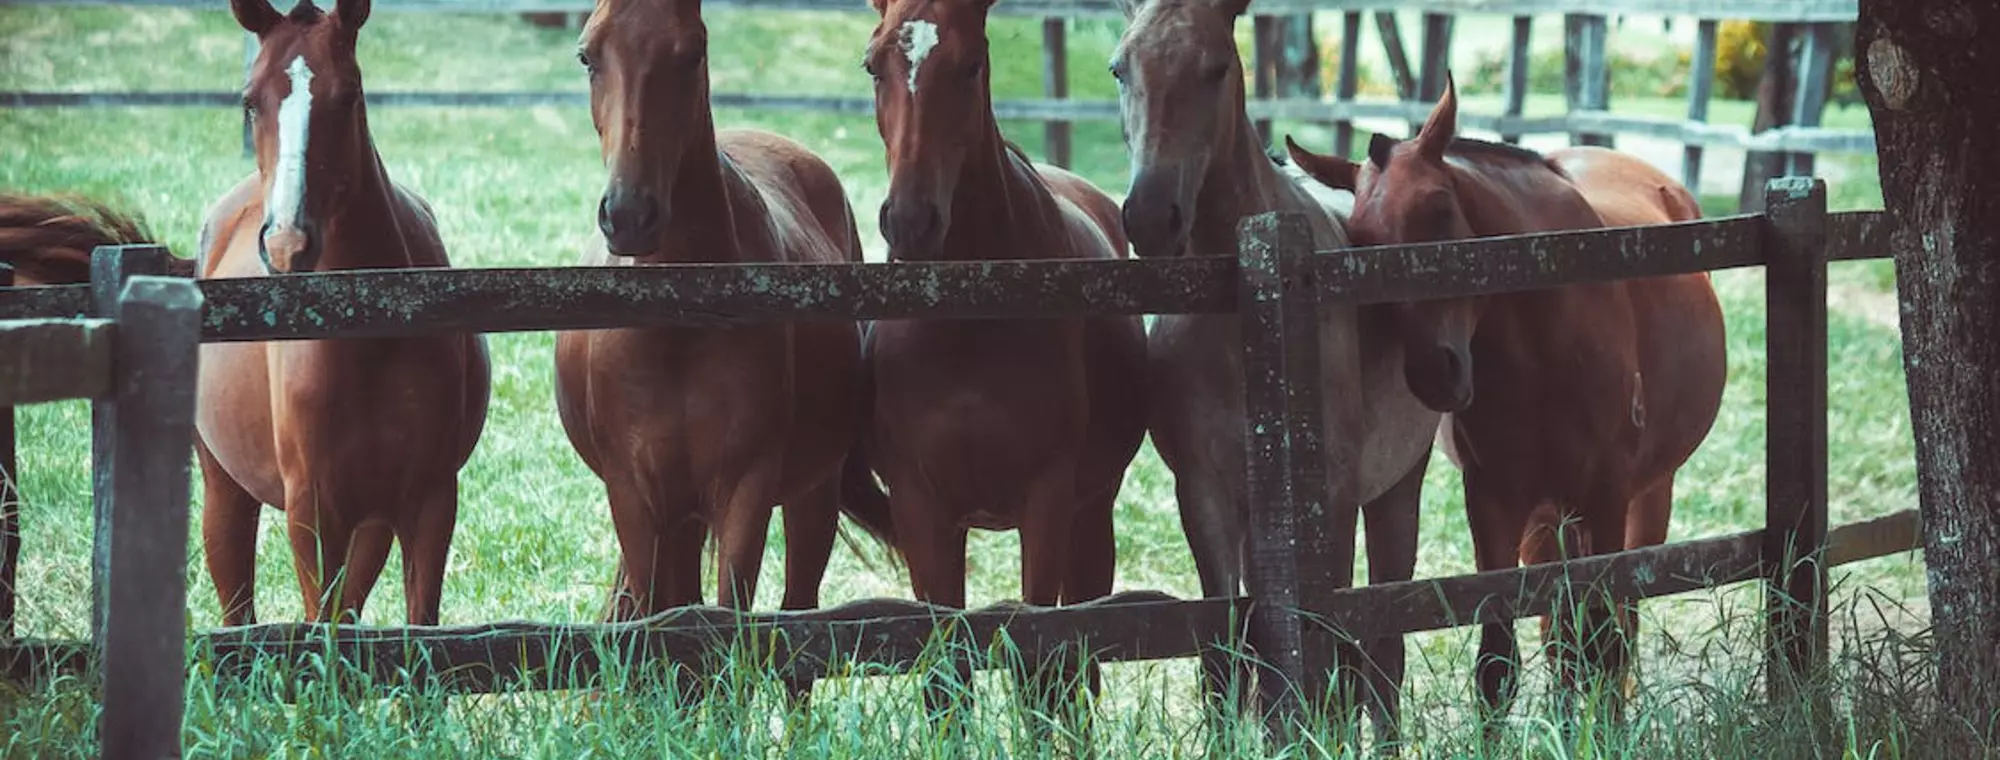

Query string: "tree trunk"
[[1855, 1, 2000, 753]]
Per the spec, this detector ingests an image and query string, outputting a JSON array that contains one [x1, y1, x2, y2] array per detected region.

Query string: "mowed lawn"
[[0, 5, 1927, 757]]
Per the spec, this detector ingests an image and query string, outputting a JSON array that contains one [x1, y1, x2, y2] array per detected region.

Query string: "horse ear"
[[1415, 71, 1458, 160], [1367, 132, 1396, 168], [1209, 0, 1251, 18], [336, 0, 371, 30], [867, 0, 887, 14], [1283, 135, 1360, 191], [230, 0, 283, 35]]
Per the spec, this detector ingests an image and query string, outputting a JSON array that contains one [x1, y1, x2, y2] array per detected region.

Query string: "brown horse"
[[555, 0, 891, 659], [1284, 77, 1727, 726], [859, 0, 1149, 724], [192, 0, 491, 627], [1111, 0, 1438, 741]]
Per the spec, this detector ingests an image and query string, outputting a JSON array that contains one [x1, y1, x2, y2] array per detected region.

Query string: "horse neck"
[[646, 102, 763, 265], [315, 114, 414, 270], [1189, 108, 1308, 255], [936, 108, 1056, 261], [1446, 155, 1598, 236]]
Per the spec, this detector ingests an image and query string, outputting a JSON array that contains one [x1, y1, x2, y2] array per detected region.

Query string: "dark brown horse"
[[195, 0, 492, 626], [555, 0, 891, 657], [1111, 0, 1438, 741], [1285, 77, 1727, 726], [859, 0, 1148, 724]]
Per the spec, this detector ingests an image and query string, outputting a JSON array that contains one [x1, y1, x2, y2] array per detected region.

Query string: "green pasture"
[[0, 5, 1933, 757]]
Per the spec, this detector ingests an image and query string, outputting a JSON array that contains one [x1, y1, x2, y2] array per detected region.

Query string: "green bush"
[[1462, 44, 1692, 100]]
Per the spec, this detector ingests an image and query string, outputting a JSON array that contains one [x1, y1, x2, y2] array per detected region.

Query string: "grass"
[[0, 4, 1935, 757]]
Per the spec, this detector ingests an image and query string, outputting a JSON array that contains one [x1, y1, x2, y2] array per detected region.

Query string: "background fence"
[[1, 0, 1871, 211], [0, 178, 1924, 749]]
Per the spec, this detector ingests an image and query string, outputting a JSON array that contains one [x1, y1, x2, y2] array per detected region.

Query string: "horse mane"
[[1445, 137, 1572, 180], [0, 193, 195, 284], [286, 0, 324, 24]]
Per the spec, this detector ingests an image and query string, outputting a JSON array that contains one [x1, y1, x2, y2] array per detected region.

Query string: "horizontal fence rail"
[[0, 508, 1923, 695], [0, 0, 1865, 21], [0, 319, 112, 406], [0, 212, 1880, 342]]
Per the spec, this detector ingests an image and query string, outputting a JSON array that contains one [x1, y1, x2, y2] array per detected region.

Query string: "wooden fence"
[[2, 0, 1870, 208], [0, 272, 202, 758], [0, 177, 1924, 750]]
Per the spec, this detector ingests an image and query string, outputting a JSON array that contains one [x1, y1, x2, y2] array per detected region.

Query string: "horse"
[[1111, 0, 1440, 742], [1283, 76, 1728, 728], [858, 0, 1149, 729], [192, 0, 492, 627], [554, 0, 894, 700], [0, 193, 197, 284]]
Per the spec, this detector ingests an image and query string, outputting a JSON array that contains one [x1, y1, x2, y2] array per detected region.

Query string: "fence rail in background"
[[0, 179, 1926, 742], [0, 0, 1874, 204]]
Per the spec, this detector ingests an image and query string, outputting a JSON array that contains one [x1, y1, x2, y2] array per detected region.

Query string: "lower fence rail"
[[0, 508, 1922, 699]]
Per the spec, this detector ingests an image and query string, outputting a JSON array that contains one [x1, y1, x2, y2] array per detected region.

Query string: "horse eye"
[[1108, 61, 1124, 81], [576, 50, 594, 72]]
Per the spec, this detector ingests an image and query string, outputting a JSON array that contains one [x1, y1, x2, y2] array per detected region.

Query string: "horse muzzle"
[[598, 185, 664, 257], [1121, 170, 1192, 258], [1407, 343, 1474, 413], [258, 219, 320, 274], [879, 198, 946, 260]]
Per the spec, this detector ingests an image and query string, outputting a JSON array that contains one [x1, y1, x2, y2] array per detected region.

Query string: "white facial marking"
[[898, 20, 939, 94], [266, 55, 314, 232]]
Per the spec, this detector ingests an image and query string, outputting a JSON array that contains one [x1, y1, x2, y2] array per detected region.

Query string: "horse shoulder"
[[717, 130, 857, 265], [388, 182, 452, 267], [197, 173, 263, 278]]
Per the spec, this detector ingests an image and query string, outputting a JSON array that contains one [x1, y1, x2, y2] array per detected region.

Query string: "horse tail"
[[0, 192, 195, 284], [837, 441, 902, 568]]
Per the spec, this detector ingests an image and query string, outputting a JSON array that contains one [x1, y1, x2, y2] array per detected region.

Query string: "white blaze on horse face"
[[898, 20, 939, 94], [266, 55, 314, 234]]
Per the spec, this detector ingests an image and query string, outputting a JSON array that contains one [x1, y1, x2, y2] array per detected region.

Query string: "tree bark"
[[1855, 1, 2000, 752]]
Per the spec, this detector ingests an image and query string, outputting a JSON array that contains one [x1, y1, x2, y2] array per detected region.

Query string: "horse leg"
[[283, 488, 355, 624], [778, 480, 841, 709], [1577, 483, 1646, 722], [607, 480, 705, 701], [1619, 478, 1674, 699], [1016, 470, 1085, 741], [712, 476, 779, 710], [1175, 475, 1248, 714], [198, 439, 262, 626], [336, 520, 395, 622], [1357, 457, 1425, 750], [1056, 483, 1117, 755], [1463, 469, 1526, 739], [395, 480, 459, 626], [892, 480, 970, 729]]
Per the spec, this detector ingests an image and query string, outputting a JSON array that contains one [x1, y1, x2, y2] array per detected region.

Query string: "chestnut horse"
[[859, 0, 1148, 724], [1111, 0, 1438, 741], [555, 0, 891, 656], [1285, 78, 1727, 725], [195, 0, 492, 626]]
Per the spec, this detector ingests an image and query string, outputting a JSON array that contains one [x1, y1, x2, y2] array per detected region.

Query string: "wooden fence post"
[[1332, 11, 1362, 158], [1040, 18, 1070, 169], [0, 265, 15, 641], [242, 31, 257, 159], [1565, 14, 1612, 147], [1373, 13, 1416, 101], [1782, 23, 1836, 179], [1682, 19, 1719, 195], [1417, 13, 1453, 103], [1762, 177, 1829, 697], [1237, 211, 1335, 731], [97, 276, 202, 760], [1500, 16, 1531, 144], [87, 245, 170, 653]]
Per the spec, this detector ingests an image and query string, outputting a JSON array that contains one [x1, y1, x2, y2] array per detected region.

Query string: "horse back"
[[718, 128, 862, 265]]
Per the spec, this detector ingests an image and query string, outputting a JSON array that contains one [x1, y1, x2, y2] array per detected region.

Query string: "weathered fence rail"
[[0, 180, 1924, 740], [0, 0, 1872, 200]]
